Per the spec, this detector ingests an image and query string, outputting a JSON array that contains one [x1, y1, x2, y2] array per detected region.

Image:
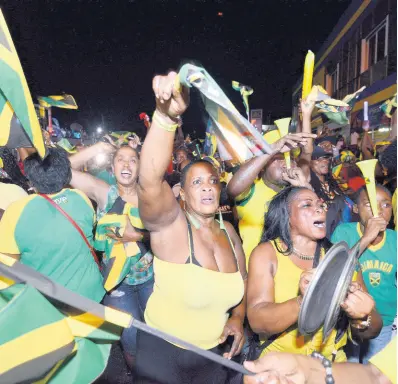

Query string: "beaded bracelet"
[[311, 351, 335, 384]]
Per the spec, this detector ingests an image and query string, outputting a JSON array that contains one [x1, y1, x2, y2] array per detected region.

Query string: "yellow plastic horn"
[[274, 117, 292, 169], [356, 159, 379, 217], [302, 50, 315, 100]]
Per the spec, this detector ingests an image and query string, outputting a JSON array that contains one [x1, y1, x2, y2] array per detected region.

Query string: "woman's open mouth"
[[201, 196, 214, 205], [121, 170, 132, 179], [313, 220, 326, 228]]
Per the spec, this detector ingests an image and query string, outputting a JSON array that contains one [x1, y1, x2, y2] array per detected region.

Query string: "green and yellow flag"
[[0, 253, 125, 384], [0, 10, 47, 158], [37, 95, 78, 110], [178, 64, 272, 164], [232, 81, 253, 118]]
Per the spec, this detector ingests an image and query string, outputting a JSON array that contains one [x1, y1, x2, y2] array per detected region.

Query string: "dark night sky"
[[3, 0, 351, 137]]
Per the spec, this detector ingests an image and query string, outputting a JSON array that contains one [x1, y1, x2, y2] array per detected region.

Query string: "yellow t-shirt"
[[0, 182, 27, 211], [235, 178, 277, 265], [369, 337, 397, 384], [261, 240, 347, 362]]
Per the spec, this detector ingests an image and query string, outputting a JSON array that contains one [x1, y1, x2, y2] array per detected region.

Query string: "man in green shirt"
[[332, 185, 396, 363], [0, 148, 104, 302]]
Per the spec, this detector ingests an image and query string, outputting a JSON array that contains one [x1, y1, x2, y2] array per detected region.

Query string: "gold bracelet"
[[152, 111, 179, 132]]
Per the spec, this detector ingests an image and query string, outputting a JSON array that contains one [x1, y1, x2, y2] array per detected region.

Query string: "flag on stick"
[[37, 95, 78, 110], [178, 64, 272, 164], [0, 10, 47, 158]]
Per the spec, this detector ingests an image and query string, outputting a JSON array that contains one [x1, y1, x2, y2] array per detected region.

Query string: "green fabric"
[[14, 189, 105, 302], [95, 185, 153, 287], [331, 223, 397, 325], [90, 168, 117, 186], [0, 284, 117, 384], [0, 284, 65, 344]]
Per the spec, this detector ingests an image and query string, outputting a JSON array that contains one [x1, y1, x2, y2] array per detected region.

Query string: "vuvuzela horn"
[[302, 50, 315, 100], [356, 159, 379, 216], [275, 117, 292, 169]]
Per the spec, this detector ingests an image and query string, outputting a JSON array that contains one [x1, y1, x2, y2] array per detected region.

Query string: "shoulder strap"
[[186, 217, 195, 264], [39, 193, 101, 269]]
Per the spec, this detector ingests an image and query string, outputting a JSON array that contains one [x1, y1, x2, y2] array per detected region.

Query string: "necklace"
[[292, 247, 315, 260]]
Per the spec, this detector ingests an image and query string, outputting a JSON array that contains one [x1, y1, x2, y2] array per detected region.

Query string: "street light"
[[97, 126, 102, 133]]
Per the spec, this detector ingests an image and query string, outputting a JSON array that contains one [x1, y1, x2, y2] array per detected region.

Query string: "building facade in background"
[[292, 0, 397, 141]]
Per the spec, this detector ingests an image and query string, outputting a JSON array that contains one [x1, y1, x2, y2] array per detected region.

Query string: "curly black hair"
[[0, 147, 30, 192], [24, 147, 72, 194]]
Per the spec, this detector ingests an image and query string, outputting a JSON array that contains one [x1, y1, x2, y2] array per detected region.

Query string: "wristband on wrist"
[[152, 111, 179, 132], [311, 351, 335, 384], [351, 314, 372, 330]]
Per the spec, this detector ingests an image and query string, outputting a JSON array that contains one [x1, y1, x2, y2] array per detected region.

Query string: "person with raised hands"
[[136, 70, 248, 383], [227, 126, 317, 265], [332, 185, 397, 363], [68, 139, 154, 371]]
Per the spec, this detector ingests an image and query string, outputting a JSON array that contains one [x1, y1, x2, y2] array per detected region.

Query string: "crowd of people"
[[0, 70, 396, 384]]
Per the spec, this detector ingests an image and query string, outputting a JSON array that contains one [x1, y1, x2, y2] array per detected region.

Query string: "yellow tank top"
[[260, 240, 347, 362], [145, 219, 244, 350], [235, 178, 277, 265]]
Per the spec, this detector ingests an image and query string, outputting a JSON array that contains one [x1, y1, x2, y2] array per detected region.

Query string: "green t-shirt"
[[0, 188, 105, 302], [90, 169, 117, 186], [331, 222, 397, 325]]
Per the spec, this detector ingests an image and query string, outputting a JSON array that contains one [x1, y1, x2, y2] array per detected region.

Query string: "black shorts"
[[135, 329, 230, 384]]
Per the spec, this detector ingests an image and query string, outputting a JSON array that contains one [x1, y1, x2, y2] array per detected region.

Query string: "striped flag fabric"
[[37, 95, 78, 110], [0, 252, 124, 383], [231, 80, 253, 118], [0, 10, 47, 158], [178, 64, 272, 164]]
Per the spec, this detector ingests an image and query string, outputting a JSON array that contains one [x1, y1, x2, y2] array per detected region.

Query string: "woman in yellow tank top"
[[247, 186, 382, 362], [136, 71, 247, 384]]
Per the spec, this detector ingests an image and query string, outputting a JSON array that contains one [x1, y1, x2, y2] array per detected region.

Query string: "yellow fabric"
[[260, 240, 347, 362], [0, 194, 36, 254], [0, 182, 27, 211], [369, 337, 397, 384], [393, 189, 397, 230], [236, 178, 277, 265], [0, 319, 74, 374], [145, 223, 244, 350]]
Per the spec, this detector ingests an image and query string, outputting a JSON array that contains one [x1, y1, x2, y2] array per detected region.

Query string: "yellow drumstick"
[[275, 117, 292, 169], [356, 159, 379, 216], [302, 50, 315, 100]]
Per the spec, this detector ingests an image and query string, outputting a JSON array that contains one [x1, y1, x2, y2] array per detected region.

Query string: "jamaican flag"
[[37, 95, 78, 110], [108, 131, 134, 145], [95, 197, 153, 291], [0, 253, 125, 384], [178, 64, 272, 164], [232, 80, 253, 118], [0, 254, 254, 379], [0, 10, 47, 158]]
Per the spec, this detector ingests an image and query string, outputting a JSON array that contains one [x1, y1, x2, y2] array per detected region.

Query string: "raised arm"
[[69, 141, 114, 170], [227, 155, 272, 199], [228, 132, 316, 199], [247, 242, 301, 335], [138, 71, 190, 231]]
